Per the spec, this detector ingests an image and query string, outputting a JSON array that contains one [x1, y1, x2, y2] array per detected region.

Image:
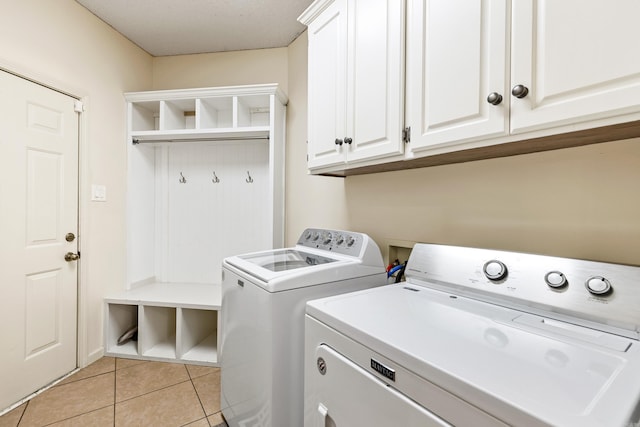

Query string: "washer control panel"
[[405, 243, 640, 337], [297, 228, 363, 256]]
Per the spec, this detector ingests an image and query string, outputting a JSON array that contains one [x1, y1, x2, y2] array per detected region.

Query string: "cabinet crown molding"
[[298, 0, 336, 25]]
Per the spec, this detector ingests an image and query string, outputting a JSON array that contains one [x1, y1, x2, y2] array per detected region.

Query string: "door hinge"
[[74, 100, 85, 113], [402, 127, 411, 143]]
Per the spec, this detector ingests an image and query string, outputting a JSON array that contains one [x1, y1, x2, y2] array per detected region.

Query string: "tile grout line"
[[40, 404, 114, 427], [113, 360, 117, 427], [53, 369, 115, 388], [16, 400, 28, 427], [186, 363, 212, 427], [115, 378, 195, 404]]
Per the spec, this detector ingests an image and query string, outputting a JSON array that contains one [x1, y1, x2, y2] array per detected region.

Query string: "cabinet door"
[[306, 0, 348, 169], [345, 0, 405, 163], [407, 0, 509, 154], [511, 0, 640, 134]]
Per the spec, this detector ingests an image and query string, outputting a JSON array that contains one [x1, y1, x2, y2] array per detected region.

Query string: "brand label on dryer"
[[371, 359, 395, 382]]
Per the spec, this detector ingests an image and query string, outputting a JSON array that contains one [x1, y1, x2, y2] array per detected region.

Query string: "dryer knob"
[[483, 260, 508, 281], [545, 271, 567, 289], [585, 276, 612, 296]]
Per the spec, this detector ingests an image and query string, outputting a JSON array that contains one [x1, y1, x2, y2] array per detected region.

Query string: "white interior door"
[[0, 70, 79, 411]]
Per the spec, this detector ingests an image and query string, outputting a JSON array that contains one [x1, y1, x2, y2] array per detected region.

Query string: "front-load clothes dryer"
[[304, 243, 640, 427], [220, 228, 387, 427]]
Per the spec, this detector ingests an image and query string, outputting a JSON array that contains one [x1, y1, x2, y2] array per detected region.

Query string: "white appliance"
[[220, 228, 387, 427], [305, 243, 640, 427]]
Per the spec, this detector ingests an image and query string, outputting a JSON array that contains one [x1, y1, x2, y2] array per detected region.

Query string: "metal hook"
[[179, 172, 187, 184], [245, 170, 254, 183], [212, 171, 220, 183]]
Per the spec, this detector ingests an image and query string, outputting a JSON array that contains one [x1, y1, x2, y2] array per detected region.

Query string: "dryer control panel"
[[297, 228, 364, 256], [405, 243, 640, 339]]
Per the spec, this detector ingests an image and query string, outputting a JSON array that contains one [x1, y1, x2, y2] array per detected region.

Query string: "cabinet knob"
[[335, 138, 344, 146], [487, 92, 503, 105], [344, 137, 353, 145], [511, 85, 529, 99]]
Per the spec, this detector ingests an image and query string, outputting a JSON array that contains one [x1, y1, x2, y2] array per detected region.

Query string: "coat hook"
[[179, 172, 187, 184], [212, 171, 220, 183], [245, 170, 254, 183]]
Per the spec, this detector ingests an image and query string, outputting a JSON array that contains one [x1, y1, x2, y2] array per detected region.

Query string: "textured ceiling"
[[76, 0, 314, 56]]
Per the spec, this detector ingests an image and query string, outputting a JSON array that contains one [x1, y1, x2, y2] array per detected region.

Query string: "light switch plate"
[[91, 184, 107, 202]]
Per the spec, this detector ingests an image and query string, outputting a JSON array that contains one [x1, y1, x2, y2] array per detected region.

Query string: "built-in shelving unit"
[[105, 84, 287, 366], [105, 283, 221, 365]]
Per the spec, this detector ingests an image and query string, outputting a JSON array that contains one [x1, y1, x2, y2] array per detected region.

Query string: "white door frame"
[[0, 62, 91, 369]]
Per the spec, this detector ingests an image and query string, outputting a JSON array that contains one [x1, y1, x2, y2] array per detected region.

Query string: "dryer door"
[[307, 344, 451, 427]]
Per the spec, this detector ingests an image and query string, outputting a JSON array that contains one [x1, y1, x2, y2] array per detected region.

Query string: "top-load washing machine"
[[220, 228, 387, 427]]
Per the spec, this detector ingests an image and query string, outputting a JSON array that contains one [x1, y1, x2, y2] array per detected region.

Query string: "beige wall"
[[0, 0, 153, 364], [345, 139, 640, 266], [152, 48, 289, 91]]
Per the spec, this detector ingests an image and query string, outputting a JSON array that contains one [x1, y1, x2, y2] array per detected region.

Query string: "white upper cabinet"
[[299, 0, 405, 171], [301, 0, 347, 169], [301, 0, 640, 175], [510, 0, 640, 134], [409, 0, 640, 156], [406, 0, 509, 152]]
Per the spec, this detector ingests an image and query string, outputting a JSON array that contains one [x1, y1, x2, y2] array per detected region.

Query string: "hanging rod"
[[132, 136, 269, 144]]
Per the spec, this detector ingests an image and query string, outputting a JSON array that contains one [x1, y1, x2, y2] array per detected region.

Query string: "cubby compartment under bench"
[[105, 283, 221, 366]]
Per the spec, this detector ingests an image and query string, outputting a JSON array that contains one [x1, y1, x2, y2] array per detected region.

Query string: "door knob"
[[511, 84, 529, 99], [65, 252, 80, 262], [487, 92, 503, 105], [344, 137, 353, 145], [334, 138, 343, 146]]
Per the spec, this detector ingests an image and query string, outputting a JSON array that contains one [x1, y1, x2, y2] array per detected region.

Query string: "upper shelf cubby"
[[197, 97, 233, 129], [126, 84, 287, 143]]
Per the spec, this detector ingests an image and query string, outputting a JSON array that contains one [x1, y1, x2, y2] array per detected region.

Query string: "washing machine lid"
[[306, 284, 640, 427], [238, 248, 338, 272], [224, 247, 383, 292]]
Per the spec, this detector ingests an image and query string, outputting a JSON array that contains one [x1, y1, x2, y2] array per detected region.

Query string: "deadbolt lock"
[[65, 233, 76, 242]]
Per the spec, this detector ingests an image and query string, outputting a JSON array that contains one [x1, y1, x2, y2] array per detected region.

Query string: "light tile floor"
[[0, 357, 228, 427]]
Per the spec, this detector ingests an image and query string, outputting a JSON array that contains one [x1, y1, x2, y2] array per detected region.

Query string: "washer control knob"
[[346, 235, 356, 247], [545, 271, 567, 289], [585, 276, 612, 296], [483, 260, 508, 281], [311, 231, 320, 241], [321, 231, 332, 245], [335, 234, 345, 245], [304, 230, 313, 240]]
